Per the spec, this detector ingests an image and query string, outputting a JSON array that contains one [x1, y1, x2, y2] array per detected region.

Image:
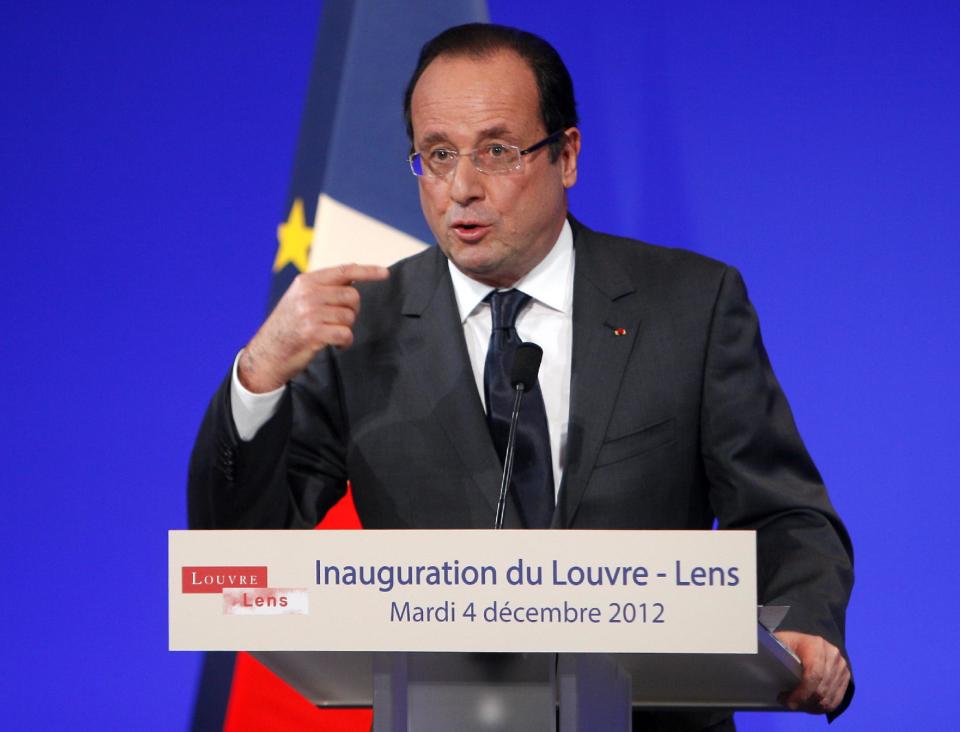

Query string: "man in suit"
[[190, 23, 852, 729]]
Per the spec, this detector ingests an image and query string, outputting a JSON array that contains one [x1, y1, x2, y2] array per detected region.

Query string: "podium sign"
[[169, 530, 756, 654]]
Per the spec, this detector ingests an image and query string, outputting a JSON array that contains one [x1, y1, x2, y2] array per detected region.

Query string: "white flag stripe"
[[309, 193, 429, 271]]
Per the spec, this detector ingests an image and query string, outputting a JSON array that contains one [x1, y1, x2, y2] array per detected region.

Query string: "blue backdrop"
[[2, 2, 956, 729]]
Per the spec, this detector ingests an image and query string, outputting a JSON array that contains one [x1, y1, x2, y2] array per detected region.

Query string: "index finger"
[[313, 263, 390, 285], [780, 653, 825, 710], [774, 632, 822, 710]]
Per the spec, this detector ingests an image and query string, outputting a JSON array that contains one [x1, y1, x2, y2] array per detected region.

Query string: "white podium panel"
[[169, 529, 757, 654]]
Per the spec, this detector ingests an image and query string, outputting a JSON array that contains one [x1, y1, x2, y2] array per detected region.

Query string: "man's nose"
[[448, 154, 484, 204]]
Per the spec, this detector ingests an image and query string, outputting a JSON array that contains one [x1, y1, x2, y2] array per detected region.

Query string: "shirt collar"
[[448, 219, 575, 323]]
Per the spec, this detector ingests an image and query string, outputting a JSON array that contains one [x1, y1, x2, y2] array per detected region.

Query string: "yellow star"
[[273, 198, 313, 273]]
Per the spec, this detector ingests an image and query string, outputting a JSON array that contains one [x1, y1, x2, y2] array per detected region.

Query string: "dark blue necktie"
[[483, 290, 554, 528]]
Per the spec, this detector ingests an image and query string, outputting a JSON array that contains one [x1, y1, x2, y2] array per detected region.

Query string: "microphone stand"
[[494, 384, 526, 530]]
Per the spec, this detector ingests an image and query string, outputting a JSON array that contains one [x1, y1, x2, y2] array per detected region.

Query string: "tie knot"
[[486, 289, 531, 331]]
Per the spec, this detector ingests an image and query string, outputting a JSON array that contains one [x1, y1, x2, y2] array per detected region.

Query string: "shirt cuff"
[[230, 351, 286, 441]]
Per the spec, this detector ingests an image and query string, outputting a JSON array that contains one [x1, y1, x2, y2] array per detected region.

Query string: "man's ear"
[[559, 127, 581, 189]]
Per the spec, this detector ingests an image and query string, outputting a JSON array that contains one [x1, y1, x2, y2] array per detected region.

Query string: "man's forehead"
[[416, 47, 533, 83], [409, 50, 541, 143]]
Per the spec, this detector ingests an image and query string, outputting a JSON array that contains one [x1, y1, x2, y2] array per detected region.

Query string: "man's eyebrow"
[[477, 125, 513, 140], [418, 131, 450, 148], [416, 126, 517, 149]]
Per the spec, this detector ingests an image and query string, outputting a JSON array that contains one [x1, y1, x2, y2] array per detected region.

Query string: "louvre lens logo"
[[182, 566, 268, 593], [181, 566, 308, 615]]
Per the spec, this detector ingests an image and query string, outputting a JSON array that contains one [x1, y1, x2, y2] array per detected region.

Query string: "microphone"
[[511, 342, 543, 391], [494, 342, 544, 530]]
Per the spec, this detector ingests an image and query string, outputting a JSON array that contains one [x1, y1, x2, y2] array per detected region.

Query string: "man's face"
[[410, 51, 580, 288]]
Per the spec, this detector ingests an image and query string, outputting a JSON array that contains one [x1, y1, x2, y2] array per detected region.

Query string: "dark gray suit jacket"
[[189, 219, 854, 723]]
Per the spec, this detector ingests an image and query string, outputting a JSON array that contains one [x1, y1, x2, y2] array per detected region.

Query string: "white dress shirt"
[[446, 220, 574, 498], [231, 220, 575, 499]]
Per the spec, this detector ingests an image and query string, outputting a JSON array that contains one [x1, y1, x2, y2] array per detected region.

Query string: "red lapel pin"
[[613, 327, 627, 336]]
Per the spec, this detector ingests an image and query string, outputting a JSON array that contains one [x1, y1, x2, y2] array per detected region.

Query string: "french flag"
[[192, 2, 488, 730]]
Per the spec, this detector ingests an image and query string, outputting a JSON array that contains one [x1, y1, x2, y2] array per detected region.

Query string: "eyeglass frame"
[[407, 129, 567, 178]]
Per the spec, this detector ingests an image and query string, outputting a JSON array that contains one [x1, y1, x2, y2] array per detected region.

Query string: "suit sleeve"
[[187, 348, 349, 530], [699, 266, 854, 709]]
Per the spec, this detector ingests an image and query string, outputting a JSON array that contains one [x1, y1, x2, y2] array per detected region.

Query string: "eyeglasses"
[[408, 130, 566, 178]]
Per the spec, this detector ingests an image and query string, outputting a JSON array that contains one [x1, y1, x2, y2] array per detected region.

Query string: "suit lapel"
[[554, 223, 643, 528], [396, 248, 519, 526]]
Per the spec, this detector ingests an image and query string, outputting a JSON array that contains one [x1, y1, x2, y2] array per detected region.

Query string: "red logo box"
[[182, 566, 268, 594]]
